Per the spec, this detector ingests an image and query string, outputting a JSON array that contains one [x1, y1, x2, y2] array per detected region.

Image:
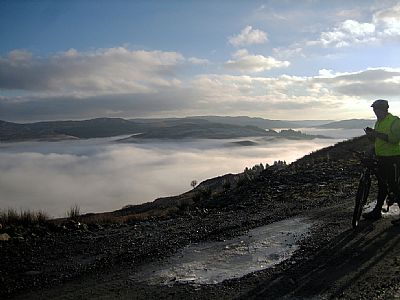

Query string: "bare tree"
[[190, 180, 197, 189]]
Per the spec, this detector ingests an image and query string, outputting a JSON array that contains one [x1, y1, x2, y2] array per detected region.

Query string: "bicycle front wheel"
[[352, 173, 371, 229]]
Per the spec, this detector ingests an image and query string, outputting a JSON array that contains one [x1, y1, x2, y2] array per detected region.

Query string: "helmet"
[[371, 99, 389, 109]]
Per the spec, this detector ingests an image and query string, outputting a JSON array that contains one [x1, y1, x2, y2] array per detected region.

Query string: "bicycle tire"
[[352, 173, 371, 228]]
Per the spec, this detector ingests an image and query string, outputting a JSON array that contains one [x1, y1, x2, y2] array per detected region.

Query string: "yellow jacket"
[[374, 113, 400, 156]]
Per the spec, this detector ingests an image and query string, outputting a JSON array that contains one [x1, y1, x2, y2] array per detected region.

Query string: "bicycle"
[[352, 151, 399, 228]]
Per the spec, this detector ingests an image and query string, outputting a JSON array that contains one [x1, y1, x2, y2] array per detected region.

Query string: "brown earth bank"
[[2, 136, 400, 299]]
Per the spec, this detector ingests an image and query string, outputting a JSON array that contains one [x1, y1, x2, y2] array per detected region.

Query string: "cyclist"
[[363, 99, 400, 221]]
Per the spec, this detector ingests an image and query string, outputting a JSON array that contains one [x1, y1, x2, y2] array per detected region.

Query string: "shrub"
[[177, 200, 190, 212], [192, 192, 202, 203], [222, 179, 231, 190], [236, 176, 248, 187], [200, 187, 212, 199]]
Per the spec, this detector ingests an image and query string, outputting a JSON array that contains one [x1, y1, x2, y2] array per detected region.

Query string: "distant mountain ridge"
[[132, 116, 333, 129], [190, 116, 373, 130], [0, 116, 371, 142]]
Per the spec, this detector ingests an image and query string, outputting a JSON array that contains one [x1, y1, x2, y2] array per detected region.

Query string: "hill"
[[119, 119, 269, 140], [187, 116, 332, 129], [0, 117, 330, 142], [0, 118, 142, 141], [319, 118, 374, 129]]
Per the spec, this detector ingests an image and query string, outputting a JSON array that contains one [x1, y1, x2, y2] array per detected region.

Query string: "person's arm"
[[376, 132, 389, 142], [389, 118, 400, 144], [365, 126, 389, 142]]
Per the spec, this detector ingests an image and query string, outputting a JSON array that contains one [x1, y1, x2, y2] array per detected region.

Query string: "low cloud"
[[0, 138, 338, 217], [228, 26, 268, 47]]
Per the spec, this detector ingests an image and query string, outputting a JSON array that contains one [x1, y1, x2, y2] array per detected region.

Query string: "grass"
[[1, 202, 184, 228], [67, 204, 81, 220], [0, 208, 49, 226], [80, 213, 120, 224]]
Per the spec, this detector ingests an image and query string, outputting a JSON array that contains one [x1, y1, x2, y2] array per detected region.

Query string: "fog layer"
[[0, 133, 352, 217]]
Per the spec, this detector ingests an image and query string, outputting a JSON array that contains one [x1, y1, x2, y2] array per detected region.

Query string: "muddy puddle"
[[130, 217, 313, 285]]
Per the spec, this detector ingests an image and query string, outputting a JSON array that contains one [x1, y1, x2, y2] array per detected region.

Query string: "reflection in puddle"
[[132, 218, 313, 285]]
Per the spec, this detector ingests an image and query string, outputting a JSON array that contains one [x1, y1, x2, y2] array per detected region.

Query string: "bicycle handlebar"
[[347, 149, 377, 169]]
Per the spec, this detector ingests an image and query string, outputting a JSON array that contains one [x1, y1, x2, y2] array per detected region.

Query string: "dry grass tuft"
[[67, 204, 81, 220], [0, 208, 49, 226]]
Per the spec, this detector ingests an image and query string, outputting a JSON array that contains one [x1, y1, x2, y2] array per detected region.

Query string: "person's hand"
[[364, 127, 389, 141], [364, 127, 375, 137], [364, 127, 379, 141], [364, 127, 373, 132]]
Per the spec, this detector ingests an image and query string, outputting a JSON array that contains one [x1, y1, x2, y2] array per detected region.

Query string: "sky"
[[1, 0, 400, 122]]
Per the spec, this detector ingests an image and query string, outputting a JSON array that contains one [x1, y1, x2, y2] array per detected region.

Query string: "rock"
[[88, 223, 103, 231], [80, 223, 89, 231], [0, 233, 11, 241], [24, 270, 42, 276]]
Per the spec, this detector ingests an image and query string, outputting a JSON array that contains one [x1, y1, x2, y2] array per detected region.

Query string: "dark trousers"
[[375, 156, 400, 210]]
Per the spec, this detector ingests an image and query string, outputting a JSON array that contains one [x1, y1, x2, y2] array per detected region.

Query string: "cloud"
[[252, 5, 288, 21], [310, 3, 400, 48], [272, 45, 305, 59], [0, 42, 398, 122], [0, 89, 195, 121], [3, 66, 399, 122], [335, 8, 363, 20], [228, 26, 268, 47], [7, 49, 33, 61], [185, 66, 400, 119], [224, 49, 290, 73], [373, 3, 400, 38], [0, 47, 184, 94], [318, 19, 376, 48], [188, 57, 210, 65], [1, 70, 342, 121], [316, 68, 400, 96], [187, 73, 341, 119]]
